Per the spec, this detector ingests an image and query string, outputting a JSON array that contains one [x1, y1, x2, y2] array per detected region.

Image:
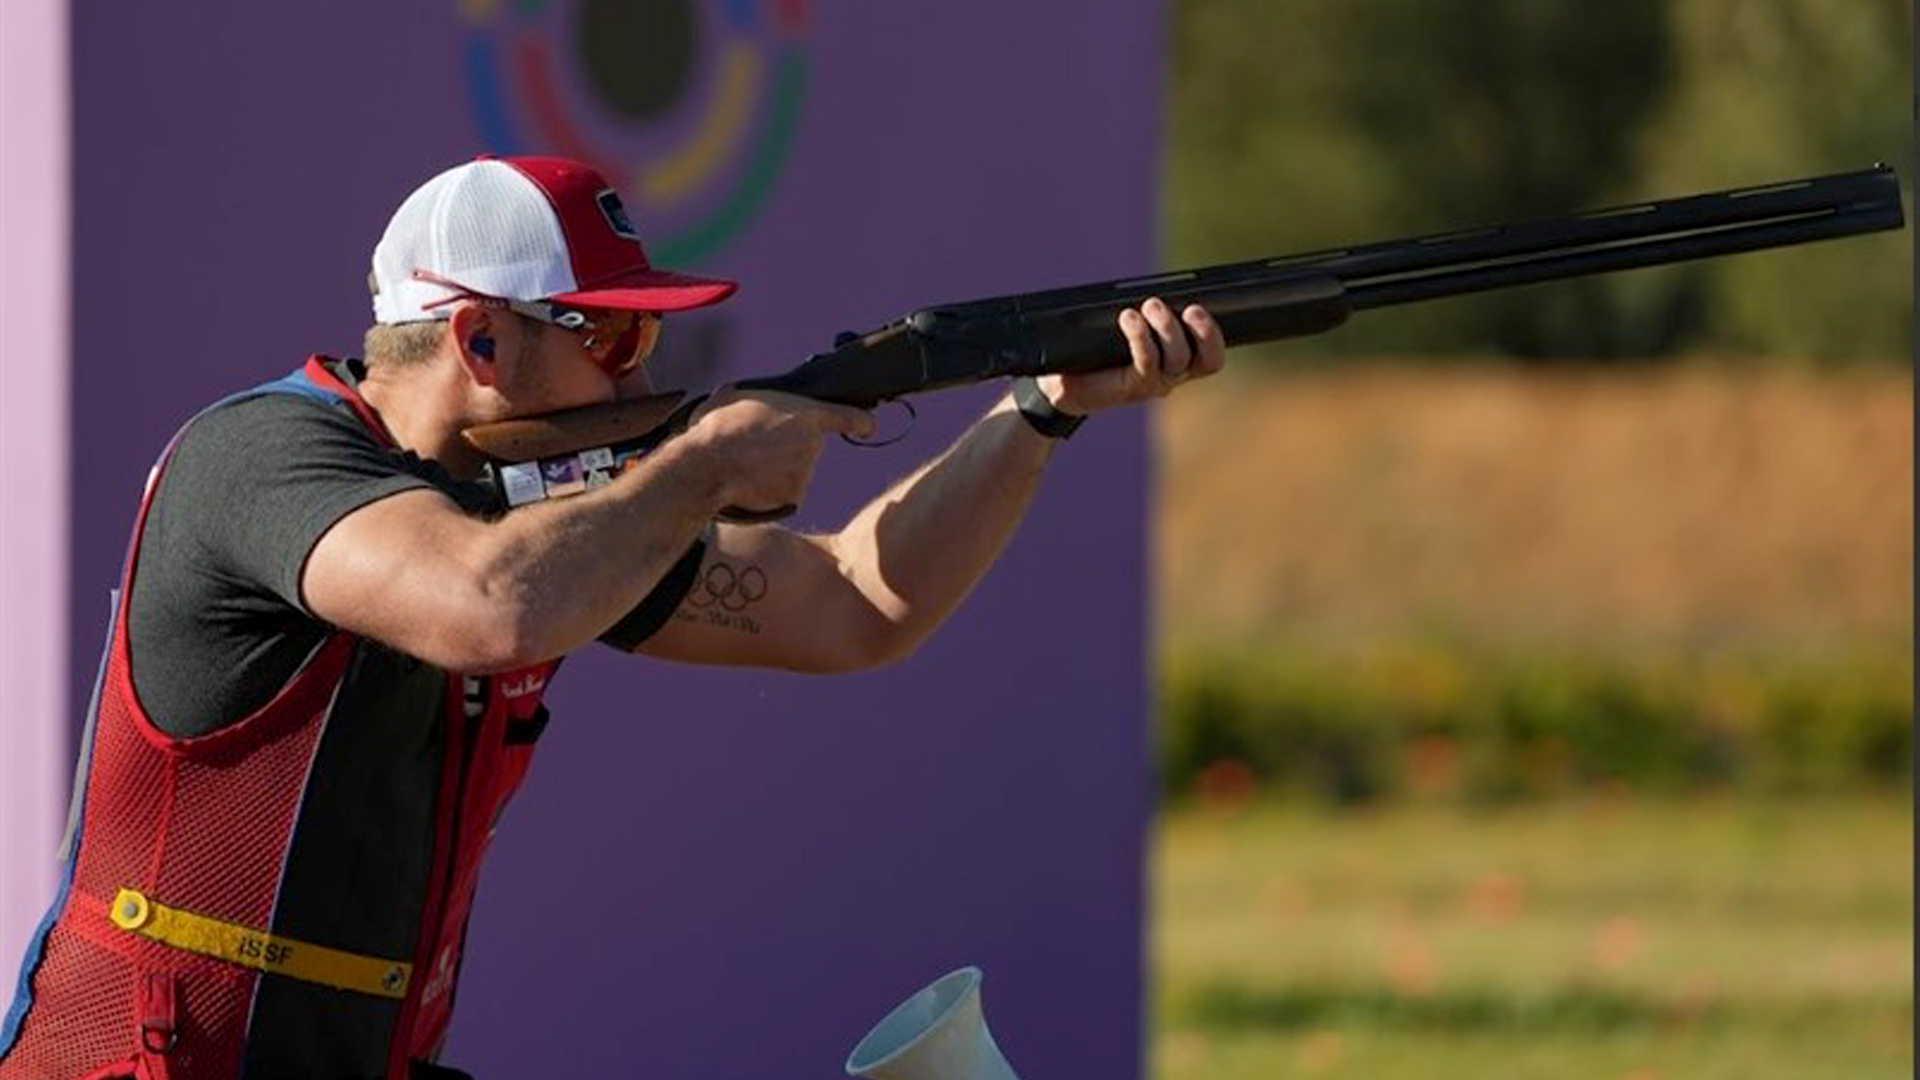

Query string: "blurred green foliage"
[[1153, 798, 1914, 1079], [1167, 0, 1914, 360], [1158, 639, 1913, 803]]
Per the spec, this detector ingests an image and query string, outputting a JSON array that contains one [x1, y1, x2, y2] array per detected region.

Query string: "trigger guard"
[[844, 398, 916, 448]]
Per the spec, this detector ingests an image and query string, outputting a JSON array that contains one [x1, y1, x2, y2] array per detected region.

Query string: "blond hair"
[[362, 321, 447, 369]]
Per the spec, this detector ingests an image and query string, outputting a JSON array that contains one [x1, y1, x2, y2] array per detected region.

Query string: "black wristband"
[[1011, 377, 1086, 440], [597, 538, 708, 651]]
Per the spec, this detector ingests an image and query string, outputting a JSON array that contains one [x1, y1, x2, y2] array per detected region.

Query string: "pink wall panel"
[[0, 0, 70, 982]]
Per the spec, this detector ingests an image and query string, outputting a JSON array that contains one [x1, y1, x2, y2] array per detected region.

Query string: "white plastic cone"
[[845, 967, 1021, 1080]]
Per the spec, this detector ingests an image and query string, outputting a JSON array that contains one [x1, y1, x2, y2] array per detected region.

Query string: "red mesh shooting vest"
[[1, 358, 558, 1080]]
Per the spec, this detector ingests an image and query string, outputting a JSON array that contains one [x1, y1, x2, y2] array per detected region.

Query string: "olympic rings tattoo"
[[688, 561, 769, 613]]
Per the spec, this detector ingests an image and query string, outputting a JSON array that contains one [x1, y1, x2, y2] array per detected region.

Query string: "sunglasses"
[[413, 270, 658, 379]]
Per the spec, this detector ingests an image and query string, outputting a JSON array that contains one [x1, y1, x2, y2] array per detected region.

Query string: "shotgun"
[[462, 164, 1904, 517]]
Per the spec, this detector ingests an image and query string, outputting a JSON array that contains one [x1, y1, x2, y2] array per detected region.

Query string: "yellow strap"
[[110, 888, 411, 1000]]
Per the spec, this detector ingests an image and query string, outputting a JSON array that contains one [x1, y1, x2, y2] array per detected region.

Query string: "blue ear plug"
[[470, 335, 495, 359]]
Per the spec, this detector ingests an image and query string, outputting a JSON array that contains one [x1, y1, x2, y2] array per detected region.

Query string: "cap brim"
[[552, 267, 738, 313]]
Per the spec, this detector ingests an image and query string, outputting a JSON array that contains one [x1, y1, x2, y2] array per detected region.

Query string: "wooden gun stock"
[[459, 392, 688, 464]]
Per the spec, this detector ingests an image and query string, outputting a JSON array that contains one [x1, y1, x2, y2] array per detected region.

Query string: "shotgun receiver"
[[462, 164, 1904, 513]]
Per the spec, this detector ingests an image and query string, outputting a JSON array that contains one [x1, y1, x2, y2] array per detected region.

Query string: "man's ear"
[[447, 302, 502, 388]]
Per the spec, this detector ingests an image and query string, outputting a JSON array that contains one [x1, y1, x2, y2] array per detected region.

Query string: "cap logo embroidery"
[[596, 190, 641, 240]]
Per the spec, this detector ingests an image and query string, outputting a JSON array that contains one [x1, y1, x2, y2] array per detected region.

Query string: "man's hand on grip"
[[681, 389, 875, 516]]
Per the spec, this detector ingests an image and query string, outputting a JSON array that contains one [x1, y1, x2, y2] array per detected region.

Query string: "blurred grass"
[[1151, 797, 1913, 1079], [1145, 362, 1911, 1069]]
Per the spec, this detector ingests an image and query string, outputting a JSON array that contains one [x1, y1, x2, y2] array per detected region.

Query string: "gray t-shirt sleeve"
[[174, 395, 441, 611], [129, 392, 475, 736]]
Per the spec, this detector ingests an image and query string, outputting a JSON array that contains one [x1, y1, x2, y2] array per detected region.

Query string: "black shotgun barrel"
[[865, 164, 1905, 378], [1234, 166, 1898, 287], [1335, 164, 1905, 311], [738, 166, 1907, 400]]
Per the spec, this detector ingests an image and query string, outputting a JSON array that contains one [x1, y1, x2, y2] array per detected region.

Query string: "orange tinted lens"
[[580, 310, 643, 376]]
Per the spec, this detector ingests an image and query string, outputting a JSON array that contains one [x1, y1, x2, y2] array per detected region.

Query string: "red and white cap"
[[371, 155, 737, 324]]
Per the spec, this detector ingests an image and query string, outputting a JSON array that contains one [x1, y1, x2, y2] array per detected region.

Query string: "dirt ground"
[[1156, 361, 1913, 650]]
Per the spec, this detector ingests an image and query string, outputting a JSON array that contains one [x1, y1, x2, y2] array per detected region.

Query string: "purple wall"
[[69, 2, 1163, 1075]]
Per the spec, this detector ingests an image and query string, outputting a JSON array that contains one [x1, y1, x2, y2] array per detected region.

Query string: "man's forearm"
[[826, 392, 1059, 658], [476, 436, 724, 664]]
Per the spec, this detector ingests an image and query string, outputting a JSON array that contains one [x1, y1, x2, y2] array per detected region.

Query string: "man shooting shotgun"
[[0, 153, 1898, 1080]]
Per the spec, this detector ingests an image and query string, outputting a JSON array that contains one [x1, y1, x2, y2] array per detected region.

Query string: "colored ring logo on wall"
[[460, 0, 809, 268]]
